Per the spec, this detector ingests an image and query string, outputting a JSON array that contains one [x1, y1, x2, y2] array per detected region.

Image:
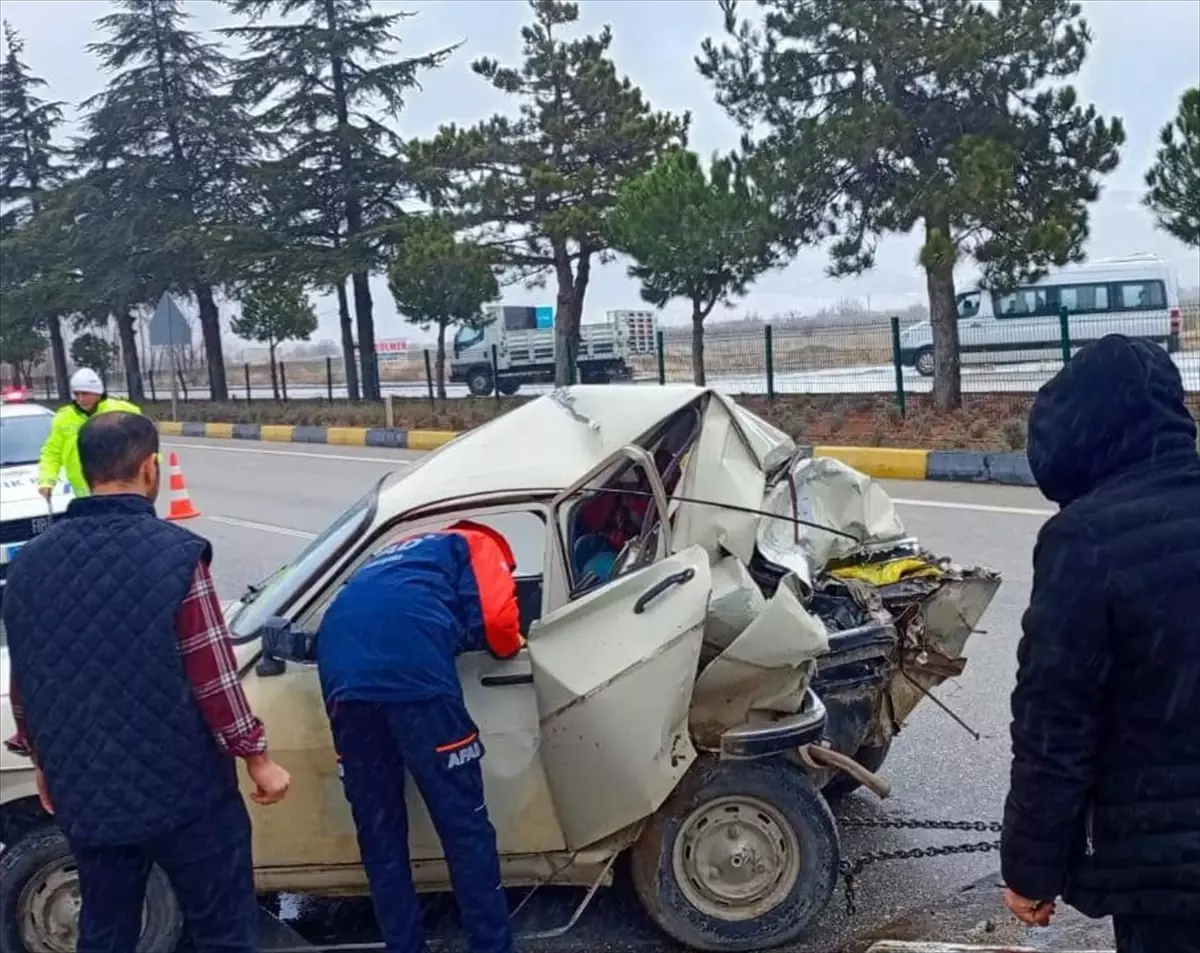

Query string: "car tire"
[[0, 824, 182, 953], [496, 378, 520, 396], [822, 739, 893, 800], [914, 347, 935, 377], [465, 366, 494, 397], [629, 758, 839, 952]]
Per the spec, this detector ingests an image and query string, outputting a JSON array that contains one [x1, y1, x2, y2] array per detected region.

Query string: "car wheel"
[[496, 378, 520, 396], [822, 739, 893, 800], [0, 824, 182, 953], [914, 347, 935, 377], [630, 758, 839, 952], [466, 366, 494, 397]]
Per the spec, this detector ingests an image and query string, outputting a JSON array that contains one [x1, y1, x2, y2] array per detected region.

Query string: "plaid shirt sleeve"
[[176, 561, 268, 758], [5, 670, 32, 759]]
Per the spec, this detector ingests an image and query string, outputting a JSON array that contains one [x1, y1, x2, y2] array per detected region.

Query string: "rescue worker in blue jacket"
[[316, 520, 523, 953]]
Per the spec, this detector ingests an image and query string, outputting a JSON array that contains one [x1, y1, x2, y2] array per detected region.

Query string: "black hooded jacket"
[[1001, 334, 1200, 920]]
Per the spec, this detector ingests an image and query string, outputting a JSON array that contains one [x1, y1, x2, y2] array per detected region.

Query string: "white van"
[[898, 254, 1183, 376]]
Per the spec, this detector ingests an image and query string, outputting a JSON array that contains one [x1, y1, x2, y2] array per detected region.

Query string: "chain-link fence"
[[30, 303, 1200, 419]]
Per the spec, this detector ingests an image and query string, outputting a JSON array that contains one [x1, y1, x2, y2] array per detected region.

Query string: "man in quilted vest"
[[3, 411, 292, 953]]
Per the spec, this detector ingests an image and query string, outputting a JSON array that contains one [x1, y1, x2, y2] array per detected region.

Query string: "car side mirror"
[[257, 616, 318, 669]]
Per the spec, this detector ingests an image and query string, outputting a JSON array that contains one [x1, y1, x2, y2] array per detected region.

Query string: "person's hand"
[[37, 486, 52, 502], [245, 753, 291, 806], [1004, 888, 1055, 927], [34, 767, 54, 815]]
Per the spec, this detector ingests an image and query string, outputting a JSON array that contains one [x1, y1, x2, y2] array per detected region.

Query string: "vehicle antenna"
[[584, 486, 864, 543]]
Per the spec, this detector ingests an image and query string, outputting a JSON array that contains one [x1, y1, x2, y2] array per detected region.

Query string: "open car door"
[[526, 445, 713, 850]]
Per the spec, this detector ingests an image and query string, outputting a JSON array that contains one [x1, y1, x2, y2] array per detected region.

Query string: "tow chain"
[[836, 816, 1003, 916]]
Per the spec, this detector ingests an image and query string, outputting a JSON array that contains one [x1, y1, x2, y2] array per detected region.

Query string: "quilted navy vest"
[[2, 494, 238, 845]]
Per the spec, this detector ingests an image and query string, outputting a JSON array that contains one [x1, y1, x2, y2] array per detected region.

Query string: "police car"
[[0, 396, 72, 602]]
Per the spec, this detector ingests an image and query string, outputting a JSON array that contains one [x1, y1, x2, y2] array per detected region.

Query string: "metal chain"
[[835, 815, 1004, 916]]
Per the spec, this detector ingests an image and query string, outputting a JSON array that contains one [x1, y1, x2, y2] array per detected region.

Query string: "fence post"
[[326, 356, 334, 403], [890, 316, 907, 418], [656, 330, 666, 385], [764, 324, 776, 403], [44, 375, 52, 401], [148, 370, 156, 403], [423, 349, 435, 412], [1058, 305, 1072, 365], [490, 343, 500, 408], [385, 394, 395, 430], [280, 361, 288, 402], [244, 363, 251, 403]]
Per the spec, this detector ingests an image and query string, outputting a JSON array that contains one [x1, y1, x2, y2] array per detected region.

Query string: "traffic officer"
[[38, 368, 140, 499], [316, 520, 523, 953]]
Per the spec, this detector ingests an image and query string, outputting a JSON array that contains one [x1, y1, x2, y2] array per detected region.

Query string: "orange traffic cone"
[[166, 451, 200, 521]]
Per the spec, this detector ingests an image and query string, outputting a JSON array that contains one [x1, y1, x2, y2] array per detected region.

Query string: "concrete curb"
[[155, 421, 1037, 487]]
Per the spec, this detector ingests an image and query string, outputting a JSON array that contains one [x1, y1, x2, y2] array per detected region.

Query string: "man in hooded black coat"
[[1001, 334, 1200, 952]]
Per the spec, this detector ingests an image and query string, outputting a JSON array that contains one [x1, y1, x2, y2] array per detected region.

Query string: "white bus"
[[898, 254, 1184, 376]]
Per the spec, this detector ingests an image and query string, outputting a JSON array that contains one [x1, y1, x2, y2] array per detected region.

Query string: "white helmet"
[[70, 368, 104, 395]]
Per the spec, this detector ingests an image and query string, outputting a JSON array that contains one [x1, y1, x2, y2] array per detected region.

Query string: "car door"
[[239, 506, 567, 882], [527, 445, 713, 850]]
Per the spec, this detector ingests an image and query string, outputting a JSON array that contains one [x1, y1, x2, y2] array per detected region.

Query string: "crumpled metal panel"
[[759, 456, 909, 581], [671, 397, 765, 564], [704, 555, 767, 654], [690, 572, 829, 747]]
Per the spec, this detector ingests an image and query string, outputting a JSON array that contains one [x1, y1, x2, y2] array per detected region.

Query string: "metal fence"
[[40, 303, 1200, 419]]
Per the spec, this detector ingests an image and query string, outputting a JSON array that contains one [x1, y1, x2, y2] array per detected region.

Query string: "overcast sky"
[[2, 0, 1198, 345]]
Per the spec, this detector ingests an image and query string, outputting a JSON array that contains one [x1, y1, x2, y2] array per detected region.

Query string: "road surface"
[[121, 348, 1200, 402], [163, 437, 1062, 952]]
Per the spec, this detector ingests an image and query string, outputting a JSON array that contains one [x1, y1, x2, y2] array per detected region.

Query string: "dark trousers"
[[329, 697, 513, 953], [71, 789, 257, 953], [1113, 915, 1200, 953]]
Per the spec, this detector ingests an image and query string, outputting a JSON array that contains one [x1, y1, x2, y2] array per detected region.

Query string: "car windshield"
[[229, 478, 382, 642], [0, 413, 52, 467], [455, 325, 485, 350]]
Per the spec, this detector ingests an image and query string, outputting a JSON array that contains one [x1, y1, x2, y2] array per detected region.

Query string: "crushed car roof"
[[381, 385, 796, 515]]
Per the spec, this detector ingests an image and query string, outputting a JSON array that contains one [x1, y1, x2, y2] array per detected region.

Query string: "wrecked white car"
[[0, 385, 999, 953]]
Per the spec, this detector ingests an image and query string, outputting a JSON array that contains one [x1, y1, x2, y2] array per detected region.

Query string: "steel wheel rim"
[[17, 857, 83, 953], [17, 856, 152, 953], [917, 351, 934, 375], [671, 794, 801, 922]]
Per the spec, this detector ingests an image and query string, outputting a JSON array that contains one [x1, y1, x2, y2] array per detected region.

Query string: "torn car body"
[[0, 384, 1000, 953]]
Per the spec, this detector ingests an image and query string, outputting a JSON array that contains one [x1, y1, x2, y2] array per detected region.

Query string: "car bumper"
[[719, 689, 827, 760]]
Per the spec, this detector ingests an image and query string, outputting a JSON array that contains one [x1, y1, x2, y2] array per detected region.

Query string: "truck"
[[449, 306, 658, 396]]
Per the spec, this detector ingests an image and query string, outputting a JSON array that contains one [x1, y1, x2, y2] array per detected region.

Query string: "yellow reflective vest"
[[37, 398, 143, 497]]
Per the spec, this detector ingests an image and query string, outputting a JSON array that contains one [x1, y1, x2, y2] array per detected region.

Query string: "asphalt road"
[[162, 437, 1058, 953]]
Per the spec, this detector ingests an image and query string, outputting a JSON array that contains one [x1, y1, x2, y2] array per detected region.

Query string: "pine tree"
[[78, 0, 260, 401], [223, 0, 455, 400], [409, 0, 689, 385], [700, 0, 1124, 410], [610, 150, 787, 385], [386, 215, 499, 398], [0, 22, 70, 397], [1145, 88, 1200, 249], [230, 281, 318, 399]]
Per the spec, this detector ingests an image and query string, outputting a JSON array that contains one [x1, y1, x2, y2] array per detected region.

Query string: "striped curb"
[[155, 421, 1036, 487]]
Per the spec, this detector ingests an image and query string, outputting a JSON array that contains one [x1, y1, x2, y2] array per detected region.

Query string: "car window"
[[1113, 280, 1166, 311], [455, 325, 485, 350], [458, 511, 545, 578], [956, 292, 982, 319], [993, 288, 1051, 318], [229, 481, 380, 641], [0, 413, 52, 467], [294, 507, 548, 633], [563, 458, 666, 598], [1058, 283, 1110, 313]]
